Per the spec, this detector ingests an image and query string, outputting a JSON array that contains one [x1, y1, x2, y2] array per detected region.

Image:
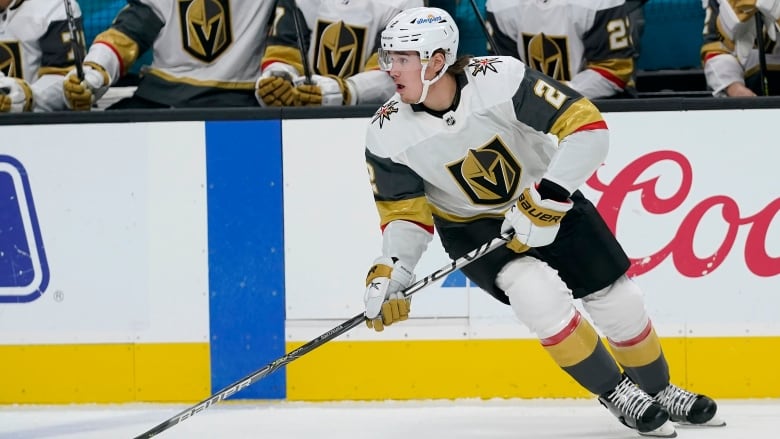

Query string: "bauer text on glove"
[[364, 257, 414, 332], [501, 185, 573, 253]]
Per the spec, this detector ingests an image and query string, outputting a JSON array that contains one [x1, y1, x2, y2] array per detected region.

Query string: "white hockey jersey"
[[485, 0, 635, 99], [262, 0, 423, 104], [0, 0, 84, 111], [365, 56, 606, 228], [702, 0, 780, 95], [89, 0, 276, 107]]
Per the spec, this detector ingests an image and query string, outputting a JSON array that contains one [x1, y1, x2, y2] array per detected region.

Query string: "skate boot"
[[598, 375, 677, 438], [653, 383, 726, 427]]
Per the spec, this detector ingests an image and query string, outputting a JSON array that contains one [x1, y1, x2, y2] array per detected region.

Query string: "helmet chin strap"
[[415, 63, 450, 104]]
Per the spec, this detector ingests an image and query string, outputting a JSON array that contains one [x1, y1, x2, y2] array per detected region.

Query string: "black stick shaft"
[[133, 233, 512, 438], [755, 14, 770, 96], [133, 313, 364, 439], [62, 0, 84, 80], [469, 0, 501, 55], [290, 0, 312, 84]]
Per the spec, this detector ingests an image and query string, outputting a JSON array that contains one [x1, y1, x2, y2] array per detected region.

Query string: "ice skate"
[[654, 383, 726, 427], [598, 375, 677, 438]]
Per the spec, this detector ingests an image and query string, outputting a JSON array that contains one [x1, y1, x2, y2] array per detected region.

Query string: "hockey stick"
[[132, 232, 513, 438], [289, 0, 313, 84], [62, 0, 85, 80], [468, 0, 502, 55], [755, 13, 770, 96]]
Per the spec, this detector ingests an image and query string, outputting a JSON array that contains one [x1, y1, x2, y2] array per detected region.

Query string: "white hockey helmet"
[[379, 7, 459, 70]]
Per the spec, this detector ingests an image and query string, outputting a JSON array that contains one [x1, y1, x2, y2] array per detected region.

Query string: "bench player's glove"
[[364, 257, 414, 332], [0, 75, 33, 112], [255, 63, 300, 107], [501, 185, 572, 253], [63, 65, 110, 111], [295, 74, 352, 106]]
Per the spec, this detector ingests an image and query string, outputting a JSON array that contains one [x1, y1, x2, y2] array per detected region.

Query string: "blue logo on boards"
[[442, 269, 467, 287], [0, 155, 49, 303]]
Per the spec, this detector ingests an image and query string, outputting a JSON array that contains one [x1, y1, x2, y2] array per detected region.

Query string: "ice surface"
[[0, 398, 777, 439]]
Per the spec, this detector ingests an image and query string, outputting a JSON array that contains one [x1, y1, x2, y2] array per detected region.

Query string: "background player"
[[62, 0, 277, 109], [702, 0, 780, 96], [0, 0, 86, 112], [485, 0, 637, 99], [256, 0, 423, 107]]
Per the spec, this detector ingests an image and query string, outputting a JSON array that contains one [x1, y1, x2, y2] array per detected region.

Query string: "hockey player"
[[0, 0, 86, 112], [256, 0, 423, 107], [62, 0, 276, 110], [484, 0, 636, 99], [702, 0, 780, 96], [363, 7, 725, 438]]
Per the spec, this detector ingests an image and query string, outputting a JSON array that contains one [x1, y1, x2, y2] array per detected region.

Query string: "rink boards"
[[0, 109, 778, 404]]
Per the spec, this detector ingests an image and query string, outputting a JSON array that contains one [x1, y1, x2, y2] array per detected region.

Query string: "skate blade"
[[676, 415, 727, 428], [639, 420, 677, 438]]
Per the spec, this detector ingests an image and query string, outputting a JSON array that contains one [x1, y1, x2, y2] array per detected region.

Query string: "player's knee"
[[496, 257, 575, 338], [581, 275, 649, 341]]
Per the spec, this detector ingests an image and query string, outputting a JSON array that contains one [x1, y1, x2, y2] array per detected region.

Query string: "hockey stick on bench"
[[469, 0, 502, 56], [133, 232, 513, 438], [62, 0, 85, 81]]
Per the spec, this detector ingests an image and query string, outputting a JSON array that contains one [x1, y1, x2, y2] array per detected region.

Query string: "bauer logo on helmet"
[[416, 15, 444, 24]]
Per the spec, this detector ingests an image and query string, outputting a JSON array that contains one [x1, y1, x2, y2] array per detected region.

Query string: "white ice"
[[0, 398, 777, 439]]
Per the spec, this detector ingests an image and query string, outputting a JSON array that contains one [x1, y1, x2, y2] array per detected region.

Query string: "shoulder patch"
[[469, 57, 503, 76], [371, 100, 399, 128]]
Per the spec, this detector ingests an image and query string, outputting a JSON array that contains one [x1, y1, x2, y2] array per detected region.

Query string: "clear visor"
[[378, 49, 425, 71]]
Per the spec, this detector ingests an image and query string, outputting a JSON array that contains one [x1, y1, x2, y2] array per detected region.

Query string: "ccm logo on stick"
[[0, 155, 49, 303]]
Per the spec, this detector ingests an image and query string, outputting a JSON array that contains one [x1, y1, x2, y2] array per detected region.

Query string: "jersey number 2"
[[533, 79, 566, 109]]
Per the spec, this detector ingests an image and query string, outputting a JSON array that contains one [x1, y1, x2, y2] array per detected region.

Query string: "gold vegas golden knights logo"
[[313, 20, 367, 78], [523, 32, 572, 82], [178, 0, 233, 62], [447, 137, 521, 205], [0, 42, 23, 78]]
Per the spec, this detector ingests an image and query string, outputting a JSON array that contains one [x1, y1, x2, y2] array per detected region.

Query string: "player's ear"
[[431, 51, 446, 73]]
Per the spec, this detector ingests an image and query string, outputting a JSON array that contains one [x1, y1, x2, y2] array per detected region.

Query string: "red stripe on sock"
[[380, 221, 434, 234], [540, 312, 581, 347], [609, 321, 653, 348]]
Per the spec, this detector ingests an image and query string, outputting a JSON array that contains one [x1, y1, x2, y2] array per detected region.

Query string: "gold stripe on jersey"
[[94, 29, 141, 75], [365, 52, 381, 71], [548, 99, 604, 140], [701, 41, 731, 59], [37, 66, 71, 77], [375, 197, 434, 228], [429, 204, 505, 223], [263, 45, 304, 76], [18, 78, 33, 111], [715, 19, 737, 52], [586, 58, 634, 84], [609, 328, 663, 368], [726, 0, 758, 22], [145, 68, 255, 89], [85, 62, 111, 85]]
